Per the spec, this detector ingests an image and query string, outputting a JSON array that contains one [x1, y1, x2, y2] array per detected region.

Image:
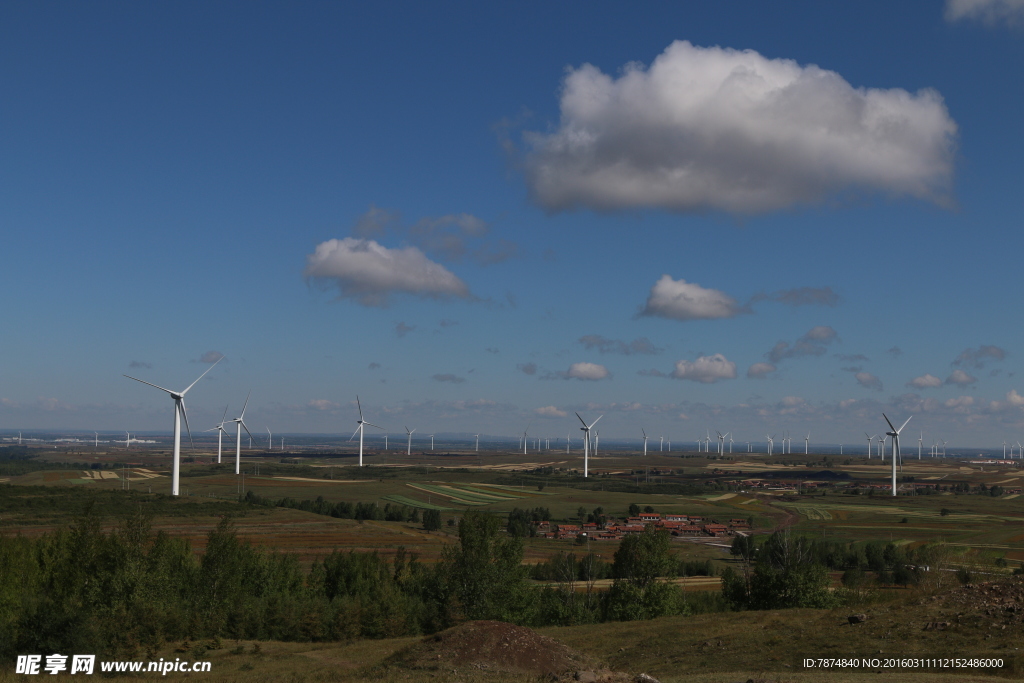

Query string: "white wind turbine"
[[429, 434, 435, 450], [405, 426, 415, 455], [266, 426, 272, 450], [716, 431, 725, 455], [230, 392, 256, 475], [521, 424, 529, 455], [1017, 441, 1022, 459], [94, 432, 98, 448], [728, 433, 733, 453], [124, 357, 222, 496], [642, 428, 649, 456], [575, 412, 602, 478], [203, 406, 230, 464], [566, 432, 571, 454], [865, 433, 873, 459], [918, 432, 923, 460], [474, 434, 480, 452], [766, 434, 774, 456], [804, 433, 810, 454], [883, 413, 912, 496], [1004, 440, 1008, 459], [350, 397, 384, 466], [660, 435, 664, 452]]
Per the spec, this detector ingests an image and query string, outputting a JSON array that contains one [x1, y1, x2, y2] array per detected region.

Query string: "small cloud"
[[485, 347, 499, 354], [952, 345, 1007, 369], [747, 362, 777, 379], [579, 334, 662, 355], [888, 346, 903, 358], [564, 362, 611, 381], [766, 326, 839, 363], [908, 373, 943, 389], [352, 205, 401, 239], [670, 354, 737, 383], [638, 275, 740, 321], [945, 0, 1024, 26], [304, 238, 471, 307], [307, 399, 341, 411], [196, 351, 225, 364], [750, 286, 840, 307], [1007, 389, 1024, 406], [517, 362, 538, 376], [128, 360, 153, 369], [535, 405, 567, 418], [368, 362, 381, 369], [432, 374, 466, 384], [855, 372, 883, 391], [395, 322, 415, 338], [439, 319, 459, 328], [945, 395, 975, 409], [946, 369, 977, 386]]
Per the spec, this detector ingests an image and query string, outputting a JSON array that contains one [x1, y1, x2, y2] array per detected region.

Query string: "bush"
[[956, 567, 974, 585]]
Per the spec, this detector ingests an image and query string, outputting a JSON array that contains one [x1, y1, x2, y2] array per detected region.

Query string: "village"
[[532, 511, 752, 541]]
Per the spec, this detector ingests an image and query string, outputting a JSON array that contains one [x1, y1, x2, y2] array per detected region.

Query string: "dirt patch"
[[386, 620, 623, 679]]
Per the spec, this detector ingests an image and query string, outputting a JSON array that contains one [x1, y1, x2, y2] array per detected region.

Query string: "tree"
[[725, 530, 835, 610], [628, 503, 640, 516], [422, 509, 442, 532], [604, 527, 679, 621]]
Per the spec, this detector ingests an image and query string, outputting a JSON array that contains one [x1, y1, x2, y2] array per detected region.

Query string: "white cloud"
[[747, 362, 777, 379], [945, 395, 975, 409], [946, 369, 977, 386], [855, 372, 883, 391], [307, 399, 340, 411], [639, 275, 740, 321], [766, 326, 839, 363], [945, 0, 1024, 26], [566, 362, 611, 381], [952, 345, 1006, 369], [671, 354, 737, 383], [1007, 390, 1024, 406], [522, 40, 956, 214], [535, 405, 568, 418], [304, 238, 470, 307], [908, 373, 943, 389]]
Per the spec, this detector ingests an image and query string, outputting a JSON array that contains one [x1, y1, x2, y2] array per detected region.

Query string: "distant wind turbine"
[[203, 406, 230, 464], [642, 428, 649, 456], [576, 412, 602, 478], [865, 433, 873, 459], [350, 396, 384, 467], [883, 413, 912, 496], [474, 434, 480, 452], [124, 357, 222, 496], [405, 426, 415, 455], [804, 433, 809, 455], [230, 392, 257, 475]]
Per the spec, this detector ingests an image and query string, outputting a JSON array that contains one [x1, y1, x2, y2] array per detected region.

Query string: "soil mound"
[[387, 620, 603, 678]]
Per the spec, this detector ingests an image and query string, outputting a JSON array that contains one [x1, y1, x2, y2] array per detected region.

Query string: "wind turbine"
[[918, 432, 923, 460], [350, 396, 384, 466], [474, 434, 480, 452], [230, 392, 256, 475], [1017, 441, 1022, 460], [429, 434, 435, 450], [203, 406, 230, 464], [804, 433, 810, 454], [1004, 440, 1008, 459], [728, 434, 733, 453], [660, 435, 664, 452], [405, 426, 415, 455], [883, 414, 912, 496], [124, 357, 222, 496], [594, 431, 599, 455], [521, 424, 529, 455], [716, 431, 725, 455], [566, 433, 571, 454], [125, 431, 131, 449], [865, 433, 873, 459], [266, 426, 272, 451], [642, 428, 649, 456], [766, 434, 774, 456], [576, 412, 602, 478], [94, 432, 98, 448]]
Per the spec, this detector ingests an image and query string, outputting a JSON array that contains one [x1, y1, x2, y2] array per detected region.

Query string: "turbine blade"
[[123, 375, 176, 395], [575, 412, 588, 427], [241, 420, 256, 444], [221, 405, 229, 423], [240, 391, 251, 419], [181, 356, 223, 396], [179, 400, 195, 450], [365, 422, 384, 430], [882, 413, 896, 432], [897, 416, 912, 433], [356, 395, 363, 421], [349, 426, 360, 441], [589, 415, 603, 429]]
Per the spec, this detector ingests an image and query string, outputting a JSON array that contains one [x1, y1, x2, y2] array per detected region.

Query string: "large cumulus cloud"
[[305, 238, 471, 307], [522, 41, 957, 214]]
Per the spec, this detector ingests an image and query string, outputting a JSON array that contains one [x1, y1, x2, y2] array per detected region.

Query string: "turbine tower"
[[429, 434, 435, 450], [203, 406, 230, 464], [405, 426, 415, 455], [124, 357, 222, 496], [918, 432, 923, 460], [642, 428, 649, 456], [474, 434, 480, 452], [230, 392, 256, 475], [804, 433, 810, 454], [350, 396, 384, 466], [883, 414, 911, 496], [865, 433, 873, 459], [266, 426, 272, 451], [575, 412, 602, 478]]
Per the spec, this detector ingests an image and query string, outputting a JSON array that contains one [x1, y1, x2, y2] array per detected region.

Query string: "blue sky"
[[2, 1, 1023, 448]]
